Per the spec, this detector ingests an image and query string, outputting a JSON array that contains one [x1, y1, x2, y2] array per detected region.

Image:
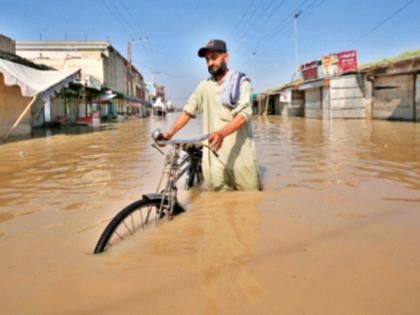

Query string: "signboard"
[[320, 53, 340, 77], [337, 50, 358, 74], [301, 50, 358, 81], [279, 89, 292, 103], [301, 60, 319, 81], [322, 55, 330, 77]]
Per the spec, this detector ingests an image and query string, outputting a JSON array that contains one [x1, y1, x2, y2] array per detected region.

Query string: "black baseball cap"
[[198, 39, 227, 57]]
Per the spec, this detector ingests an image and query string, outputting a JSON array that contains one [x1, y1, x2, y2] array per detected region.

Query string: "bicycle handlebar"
[[151, 128, 218, 157], [151, 128, 208, 146]]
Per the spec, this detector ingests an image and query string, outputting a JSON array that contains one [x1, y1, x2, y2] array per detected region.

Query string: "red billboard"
[[300, 50, 358, 81], [301, 60, 319, 81], [337, 50, 358, 74]]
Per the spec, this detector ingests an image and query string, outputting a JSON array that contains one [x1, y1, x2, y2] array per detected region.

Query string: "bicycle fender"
[[142, 193, 164, 201], [142, 193, 186, 213]]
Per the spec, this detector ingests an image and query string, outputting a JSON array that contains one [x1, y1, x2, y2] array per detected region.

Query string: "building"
[[0, 35, 80, 140], [258, 50, 420, 123], [0, 34, 15, 54], [257, 81, 304, 116], [146, 82, 165, 102], [298, 74, 370, 119], [16, 40, 150, 124], [361, 54, 420, 121]]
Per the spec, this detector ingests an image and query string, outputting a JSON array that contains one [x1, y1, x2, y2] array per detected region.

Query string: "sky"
[[1, 0, 419, 106]]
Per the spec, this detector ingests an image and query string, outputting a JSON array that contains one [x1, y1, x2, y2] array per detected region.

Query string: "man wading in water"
[[162, 39, 261, 191]]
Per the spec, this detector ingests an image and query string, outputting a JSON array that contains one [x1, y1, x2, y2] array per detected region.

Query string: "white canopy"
[[95, 93, 117, 103], [153, 96, 166, 110], [0, 58, 80, 101]]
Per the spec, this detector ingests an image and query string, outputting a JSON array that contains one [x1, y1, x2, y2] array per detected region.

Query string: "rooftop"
[[360, 49, 420, 75], [16, 40, 111, 51], [0, 50, 53, 70]]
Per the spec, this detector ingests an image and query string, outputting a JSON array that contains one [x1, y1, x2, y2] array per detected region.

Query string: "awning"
[[0, 58, 80, 101], [125, 95, 152, 106], [298, 78, 324, 90], [74, 75, 102, 91], [0, 58, 80, 141], [95, 93, 117, 104]]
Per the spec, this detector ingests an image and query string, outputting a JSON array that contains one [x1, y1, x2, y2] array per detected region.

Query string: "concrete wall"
[[17, 50, 105, 84], [286, 91, 304, 117], [0, 35, 15, 53], [372, 74, 414, 121], [277, 91, 305, 117], [50, 95, 66, 121], [322, 87, 331, 119], [0, 73, 32, 138], [330, 75, 367, 119], [66, 97, 80, 122], [17, 47, 132, 95], [31, 98, 45, 127], [287, 99, 304, 117], [103, 50, 128, 94], [305, 88, 323, 118], [364, 78, 373, 118]]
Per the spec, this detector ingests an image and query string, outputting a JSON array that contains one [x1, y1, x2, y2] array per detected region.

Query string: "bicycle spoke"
[[130, 213, 135, 232], [139, 208, 145, 229], [114, 230, 124, 241], [122, 220, 134, 235], [144, 206, 153, 224]]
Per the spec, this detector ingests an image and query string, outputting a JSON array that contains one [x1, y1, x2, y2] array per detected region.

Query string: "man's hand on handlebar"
[[161, 131, 173, 141], [208, 131, 224, 151]]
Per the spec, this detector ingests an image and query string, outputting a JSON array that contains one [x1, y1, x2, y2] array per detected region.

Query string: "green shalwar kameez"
[[183, 76, 261, 191]]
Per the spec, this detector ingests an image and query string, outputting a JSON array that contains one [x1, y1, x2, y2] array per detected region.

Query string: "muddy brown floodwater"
[[0, 115, 419, 314]]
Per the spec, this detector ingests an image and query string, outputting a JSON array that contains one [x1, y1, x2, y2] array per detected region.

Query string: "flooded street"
[[1, 115, 420, 314]]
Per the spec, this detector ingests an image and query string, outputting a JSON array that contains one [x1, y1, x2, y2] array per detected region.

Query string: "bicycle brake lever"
[[152, 143, 165, 155], [202, 144, 219, 158]]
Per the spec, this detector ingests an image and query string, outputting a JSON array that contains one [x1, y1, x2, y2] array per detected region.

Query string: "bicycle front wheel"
[[94, 198, 166, 254]]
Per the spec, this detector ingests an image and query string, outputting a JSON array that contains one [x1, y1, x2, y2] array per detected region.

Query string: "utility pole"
[[293, 11, 301, 78], [127, 41, 132, 96], [252, 51, 257, 90], [127, 37, 150, 97]]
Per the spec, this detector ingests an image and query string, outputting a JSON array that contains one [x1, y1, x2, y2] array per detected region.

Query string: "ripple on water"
[[0, 212, 15, 224]]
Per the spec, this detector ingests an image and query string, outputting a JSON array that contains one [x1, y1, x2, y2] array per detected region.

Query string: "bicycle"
[[93, 128, 217, 254]]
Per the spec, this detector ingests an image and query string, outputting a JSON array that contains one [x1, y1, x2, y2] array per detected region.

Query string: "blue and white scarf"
[[221, 70, 249, 108]]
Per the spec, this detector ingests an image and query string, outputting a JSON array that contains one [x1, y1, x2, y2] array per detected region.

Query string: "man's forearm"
[[168, 112, 191, 137], [217, 114, 246, 137]]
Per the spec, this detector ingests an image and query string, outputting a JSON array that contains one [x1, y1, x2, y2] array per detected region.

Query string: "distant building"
[[146, 82, 165, 102], [259, 50, 420, 122], [16, 40, 150, 122], [361, 54, 420, 121], [0, 34, 15, 54], [0, 36, 79, 140]]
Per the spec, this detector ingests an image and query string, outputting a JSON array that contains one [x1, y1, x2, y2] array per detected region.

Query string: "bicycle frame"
[[152, 133, 209, 219]]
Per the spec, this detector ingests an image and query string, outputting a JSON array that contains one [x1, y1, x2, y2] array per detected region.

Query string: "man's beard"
[[208, 61, 227, 78]]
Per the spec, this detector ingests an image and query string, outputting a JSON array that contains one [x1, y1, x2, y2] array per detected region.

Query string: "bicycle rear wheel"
[[94, 197, 182, 254]]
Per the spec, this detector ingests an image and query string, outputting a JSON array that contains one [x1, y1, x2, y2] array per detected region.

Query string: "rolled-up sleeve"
[[182, 82, 203, 118], [231, 80, 253, 121]]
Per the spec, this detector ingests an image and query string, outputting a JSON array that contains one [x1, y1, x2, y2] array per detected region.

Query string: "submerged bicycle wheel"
[[94, 197, 183, 254]]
